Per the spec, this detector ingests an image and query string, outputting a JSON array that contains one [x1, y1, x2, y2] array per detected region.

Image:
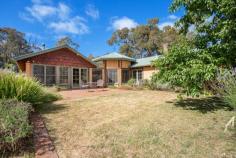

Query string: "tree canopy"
[[56, 36, 80, 50], [170, 0, 236, 66], [153, 0, 236, 96], [108, 18, 179, 57], [0, 27, 32, 66], [153, 38, 218, 96]]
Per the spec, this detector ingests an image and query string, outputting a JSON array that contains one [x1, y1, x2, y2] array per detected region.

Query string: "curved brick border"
[[31, 112, 58, 158]]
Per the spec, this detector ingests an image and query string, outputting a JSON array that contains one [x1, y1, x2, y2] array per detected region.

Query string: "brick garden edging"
[[31, 112, 58, 158]]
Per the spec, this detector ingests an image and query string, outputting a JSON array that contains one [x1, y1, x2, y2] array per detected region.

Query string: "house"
[[15, 45, 159, 88]]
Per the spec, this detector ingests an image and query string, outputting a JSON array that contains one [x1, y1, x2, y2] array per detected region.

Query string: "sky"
[[0, 0, 183, 57]]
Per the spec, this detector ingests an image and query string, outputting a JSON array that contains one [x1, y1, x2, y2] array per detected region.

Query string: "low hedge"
[[0, 99, 32, 153]]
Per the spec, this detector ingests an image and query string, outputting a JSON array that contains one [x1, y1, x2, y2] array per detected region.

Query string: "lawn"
[[39, 89, 236, 158]]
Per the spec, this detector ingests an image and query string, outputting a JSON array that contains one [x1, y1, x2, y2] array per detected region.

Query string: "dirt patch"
[[58, 88, 131, 100]]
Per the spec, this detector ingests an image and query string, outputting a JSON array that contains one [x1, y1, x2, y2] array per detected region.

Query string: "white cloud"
[[168, 15, 178, 20], [58, 3, 70, 20], [20, 1, 89, 35], [49, 16, 89, 35], [23, 2, 71, 22], [85, 4, 99, 19], [158, 22, 174, 30], [110, 17, 138, 30], [25, 4, 56, 21], [19, 12, 34, 22]]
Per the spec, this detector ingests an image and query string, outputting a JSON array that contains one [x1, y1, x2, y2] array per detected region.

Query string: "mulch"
[[31, 112, 58, 158]]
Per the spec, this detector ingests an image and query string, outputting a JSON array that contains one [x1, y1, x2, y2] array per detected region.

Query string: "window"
[[33, 65, 45, 84], [137, 70, 142, 81], [107, 69, 117, 84], [92, 68, 102, 82], [81, 69, 88, 84], [122, 69, 129, 83], [46, 66, 56, 86], [73, 68, 80, 87], [132, 70, 136, 79], [60, 67, 69, 85], [132, 70, 143, 82]]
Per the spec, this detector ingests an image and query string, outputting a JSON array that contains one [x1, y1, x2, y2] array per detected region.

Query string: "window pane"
[[122, 69, 129, 83], [132, 70, 142, 82], [92, 68, 102, 82], [81, 69, 88, 83], [73, 69, 80, 87], [132, 70, 137, 80], [107, 69, 117, 84], [60, 67, 68, 85], [33, 65, 44, 84], [46, 66, 56, 86], [138, 70, 143, 80]]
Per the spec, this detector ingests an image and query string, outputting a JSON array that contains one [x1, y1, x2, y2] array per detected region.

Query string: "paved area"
[[59, 88, 130, 100], [31, 112, 58, 158]]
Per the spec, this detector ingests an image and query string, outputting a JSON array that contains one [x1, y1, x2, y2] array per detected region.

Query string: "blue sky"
[[0, 0, 183, 57]]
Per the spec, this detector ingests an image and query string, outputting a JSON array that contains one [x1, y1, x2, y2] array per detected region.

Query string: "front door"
[[73, 68, 80, 88]]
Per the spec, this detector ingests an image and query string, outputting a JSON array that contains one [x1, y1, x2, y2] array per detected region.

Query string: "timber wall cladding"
[[24, 48, 95, 68], [106, 60, 131, 68]]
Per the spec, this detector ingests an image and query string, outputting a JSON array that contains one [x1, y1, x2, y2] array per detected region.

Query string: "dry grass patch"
[[39, 90, 236, 158]]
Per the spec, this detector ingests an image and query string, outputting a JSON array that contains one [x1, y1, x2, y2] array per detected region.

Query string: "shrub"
[[0, 99, 32, 152], [127, 78, 136, 87], [214, 69, 236, 110], [0, 70, 60, 106], [145, 74, 172, 91]]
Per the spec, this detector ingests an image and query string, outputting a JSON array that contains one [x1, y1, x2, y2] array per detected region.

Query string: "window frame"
[[122, 69, 130, 83], [132, 69, 143, 83], [59, 66, 69, 86], [80, 68, 88, 84], [107, 69, 117, 84], [45, 65, 56, 86], [32, 64, 45, 84], [92, 68, 102, 82]]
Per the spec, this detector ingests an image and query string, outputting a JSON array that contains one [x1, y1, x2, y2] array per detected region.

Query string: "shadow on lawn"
[[172, 97, 232, 113], [36, 102, 67, 114]]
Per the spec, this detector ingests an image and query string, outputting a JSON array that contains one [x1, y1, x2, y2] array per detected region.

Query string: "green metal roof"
[[14, 45, 96, 67], [131, 56, 159, 68], [92, 52, 136, 62]]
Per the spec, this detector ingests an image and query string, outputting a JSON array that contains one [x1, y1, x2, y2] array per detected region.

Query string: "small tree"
[[153, 38, 218, 96]]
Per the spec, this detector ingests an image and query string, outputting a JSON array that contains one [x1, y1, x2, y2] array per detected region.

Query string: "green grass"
[[40, 90, 236, 157], [0, 99, 32, 154]]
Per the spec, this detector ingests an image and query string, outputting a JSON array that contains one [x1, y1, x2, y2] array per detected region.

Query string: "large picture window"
[[81, 69, 88, 84], [92, 68, 102, 82], [33, 65, 45, 84], [46, 66, 56, 86], [59, 67, 69, 85], [107, 69, 117, 84]]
